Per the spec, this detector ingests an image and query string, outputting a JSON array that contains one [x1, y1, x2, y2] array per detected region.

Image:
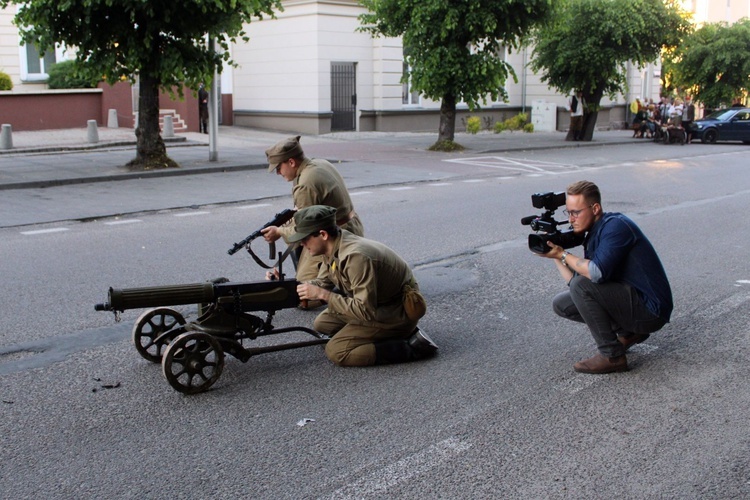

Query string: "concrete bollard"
[[1, 124, 12, 150], [87, 120, 99, 143], [107, 109, 119, 128], [163, 115, 175, 138]]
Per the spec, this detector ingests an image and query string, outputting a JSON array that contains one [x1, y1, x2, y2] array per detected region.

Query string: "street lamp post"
[[208, 38, 219, 162]]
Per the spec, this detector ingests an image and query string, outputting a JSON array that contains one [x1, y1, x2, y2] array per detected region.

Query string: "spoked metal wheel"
[[132, 307, 186, 363], [162, 332, 225, 394]]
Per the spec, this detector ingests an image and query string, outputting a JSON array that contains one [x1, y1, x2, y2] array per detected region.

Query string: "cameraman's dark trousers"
[[552, 276, 666, 357]]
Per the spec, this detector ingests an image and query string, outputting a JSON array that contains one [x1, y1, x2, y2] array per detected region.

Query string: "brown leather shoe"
[[573, 354, 628, 374], [618, 333, 650, 351]]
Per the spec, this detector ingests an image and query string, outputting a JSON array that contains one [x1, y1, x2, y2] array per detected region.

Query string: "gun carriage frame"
[[95, 209, 328, 394]]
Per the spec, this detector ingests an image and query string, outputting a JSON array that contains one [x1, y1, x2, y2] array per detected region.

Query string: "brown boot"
[[618, 333, 650, 351], [573, 354, 628, 374]]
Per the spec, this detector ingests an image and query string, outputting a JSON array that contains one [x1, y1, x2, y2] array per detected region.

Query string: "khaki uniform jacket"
[[310, 230, 414, 328], [278, 158, 363, 240]]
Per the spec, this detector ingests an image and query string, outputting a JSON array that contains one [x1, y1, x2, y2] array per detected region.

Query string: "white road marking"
[[236, 203, 271, 210], [444, 156, 578, 173], [695, 293, 750, 321], [429, 182, 452, 186], [326, 437, 471, 499], [21, 228, 69, 235], [388, 186, 414, 191], [173, 211, 210, 217], [104, 219, 142, 225], [462, 179, 485, 183], [350, 191, 372, 196]]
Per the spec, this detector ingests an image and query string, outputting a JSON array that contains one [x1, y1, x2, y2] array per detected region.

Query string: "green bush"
[[0, 71, 12, 91], [507, 112, 529, 131], [47, 60, 96, 89], [466, 116, 481, 134], [494, 112, 530, 133]]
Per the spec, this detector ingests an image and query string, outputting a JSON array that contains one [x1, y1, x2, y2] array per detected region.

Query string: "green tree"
[[530, 0, 690, 141], [359, 0, 553, 150], [2, 0, 280, 169], [663, 19, 750, 108]]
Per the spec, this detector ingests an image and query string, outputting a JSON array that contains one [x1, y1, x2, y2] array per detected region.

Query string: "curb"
[[475, 139, 634, 154], [0, 162, 267, 191], [0, 137, 636, 191], [0, 136, 189, 155]]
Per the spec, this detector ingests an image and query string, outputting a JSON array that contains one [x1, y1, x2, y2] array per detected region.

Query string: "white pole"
[[208, 38, 219, 162]]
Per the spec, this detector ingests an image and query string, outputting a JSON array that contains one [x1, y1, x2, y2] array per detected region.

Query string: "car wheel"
[[703, 129, 717, 144]]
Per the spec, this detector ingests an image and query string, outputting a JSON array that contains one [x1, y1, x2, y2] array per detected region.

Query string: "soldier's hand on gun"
[[297, 282, 330, 303], [261, 226, 281, 242], [265, 267, 280, 281]]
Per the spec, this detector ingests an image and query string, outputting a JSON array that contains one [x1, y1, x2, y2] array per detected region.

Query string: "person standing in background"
[[198, 83, 209, 134]]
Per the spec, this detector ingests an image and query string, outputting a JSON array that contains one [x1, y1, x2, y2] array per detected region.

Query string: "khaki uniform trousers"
[[314, 310, 416, 367]]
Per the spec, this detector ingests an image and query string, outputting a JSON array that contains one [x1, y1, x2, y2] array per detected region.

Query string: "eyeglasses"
[[563, 205, 594, 218]]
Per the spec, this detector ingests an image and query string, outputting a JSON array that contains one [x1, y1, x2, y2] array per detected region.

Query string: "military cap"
[[287, 205, 337, 243], [265, 135, 304, 172]]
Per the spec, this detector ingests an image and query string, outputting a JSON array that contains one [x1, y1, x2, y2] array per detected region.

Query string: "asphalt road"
[[1, 143, 749, 498]]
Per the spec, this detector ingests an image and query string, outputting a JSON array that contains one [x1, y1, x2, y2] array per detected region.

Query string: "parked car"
[[691, 107, 750, 144]]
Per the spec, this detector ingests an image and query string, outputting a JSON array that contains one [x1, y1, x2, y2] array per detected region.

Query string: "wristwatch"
[[561, 251, 570, 267]]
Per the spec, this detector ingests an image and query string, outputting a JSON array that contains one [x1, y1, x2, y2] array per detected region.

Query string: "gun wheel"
[[132, 307, 186, 363], [162, 332, 224, 394]]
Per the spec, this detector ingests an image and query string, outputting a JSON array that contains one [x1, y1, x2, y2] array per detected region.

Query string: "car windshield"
[[703, 109, 737, 121]]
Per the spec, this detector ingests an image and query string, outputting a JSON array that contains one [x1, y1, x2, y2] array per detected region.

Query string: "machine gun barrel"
[[94, 280, 301, 313], [95, 282, 215, 312], [228, 208, 296, 255]]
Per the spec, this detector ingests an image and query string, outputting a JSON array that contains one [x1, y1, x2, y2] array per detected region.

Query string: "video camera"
[[521, 191, 584, 254]]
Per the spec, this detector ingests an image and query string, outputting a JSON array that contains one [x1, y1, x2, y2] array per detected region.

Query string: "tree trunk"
[[580, 87, 605, 142], [438, 94, 456, 143], [127, 69, 178, 170], [429, 94, 463, 151]]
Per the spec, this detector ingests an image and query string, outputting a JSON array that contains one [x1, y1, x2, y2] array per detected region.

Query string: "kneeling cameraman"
[[537, 181, 673, 374]]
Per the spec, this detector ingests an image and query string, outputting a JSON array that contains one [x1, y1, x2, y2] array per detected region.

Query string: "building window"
[[402, 61, 420, 105], [402, 44, 420, 106], [490, 44, 508, 105], [20, 42, 58, 82]]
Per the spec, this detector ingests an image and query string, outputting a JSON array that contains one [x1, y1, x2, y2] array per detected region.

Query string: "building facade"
[[3, 1, 745, 133], [229, 0, 663, 134]]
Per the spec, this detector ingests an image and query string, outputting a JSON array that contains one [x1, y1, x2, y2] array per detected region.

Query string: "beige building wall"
[[0, 6, 20, 87], [684, 0, 750, 24], [235, 1, 373, 112]]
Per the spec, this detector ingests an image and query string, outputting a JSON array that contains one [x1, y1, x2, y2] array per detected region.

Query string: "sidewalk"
[[0, 125, 635, 190]]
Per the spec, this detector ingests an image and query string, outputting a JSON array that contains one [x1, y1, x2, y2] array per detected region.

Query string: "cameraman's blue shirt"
[[585, 213, 673, 322]]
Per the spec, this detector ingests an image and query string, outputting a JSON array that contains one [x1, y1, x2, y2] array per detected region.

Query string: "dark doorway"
[[331, 62, 357, 131]]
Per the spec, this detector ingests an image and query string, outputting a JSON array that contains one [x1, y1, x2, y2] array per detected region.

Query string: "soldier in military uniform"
[[288, 205, 437, 367], [261, 136, 364, 299]]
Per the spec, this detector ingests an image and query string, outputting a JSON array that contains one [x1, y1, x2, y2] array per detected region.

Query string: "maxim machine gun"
[[94, 209, 328, 394]]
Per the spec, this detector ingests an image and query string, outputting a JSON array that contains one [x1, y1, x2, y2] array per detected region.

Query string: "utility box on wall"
[[531, 100, 557, 132]]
